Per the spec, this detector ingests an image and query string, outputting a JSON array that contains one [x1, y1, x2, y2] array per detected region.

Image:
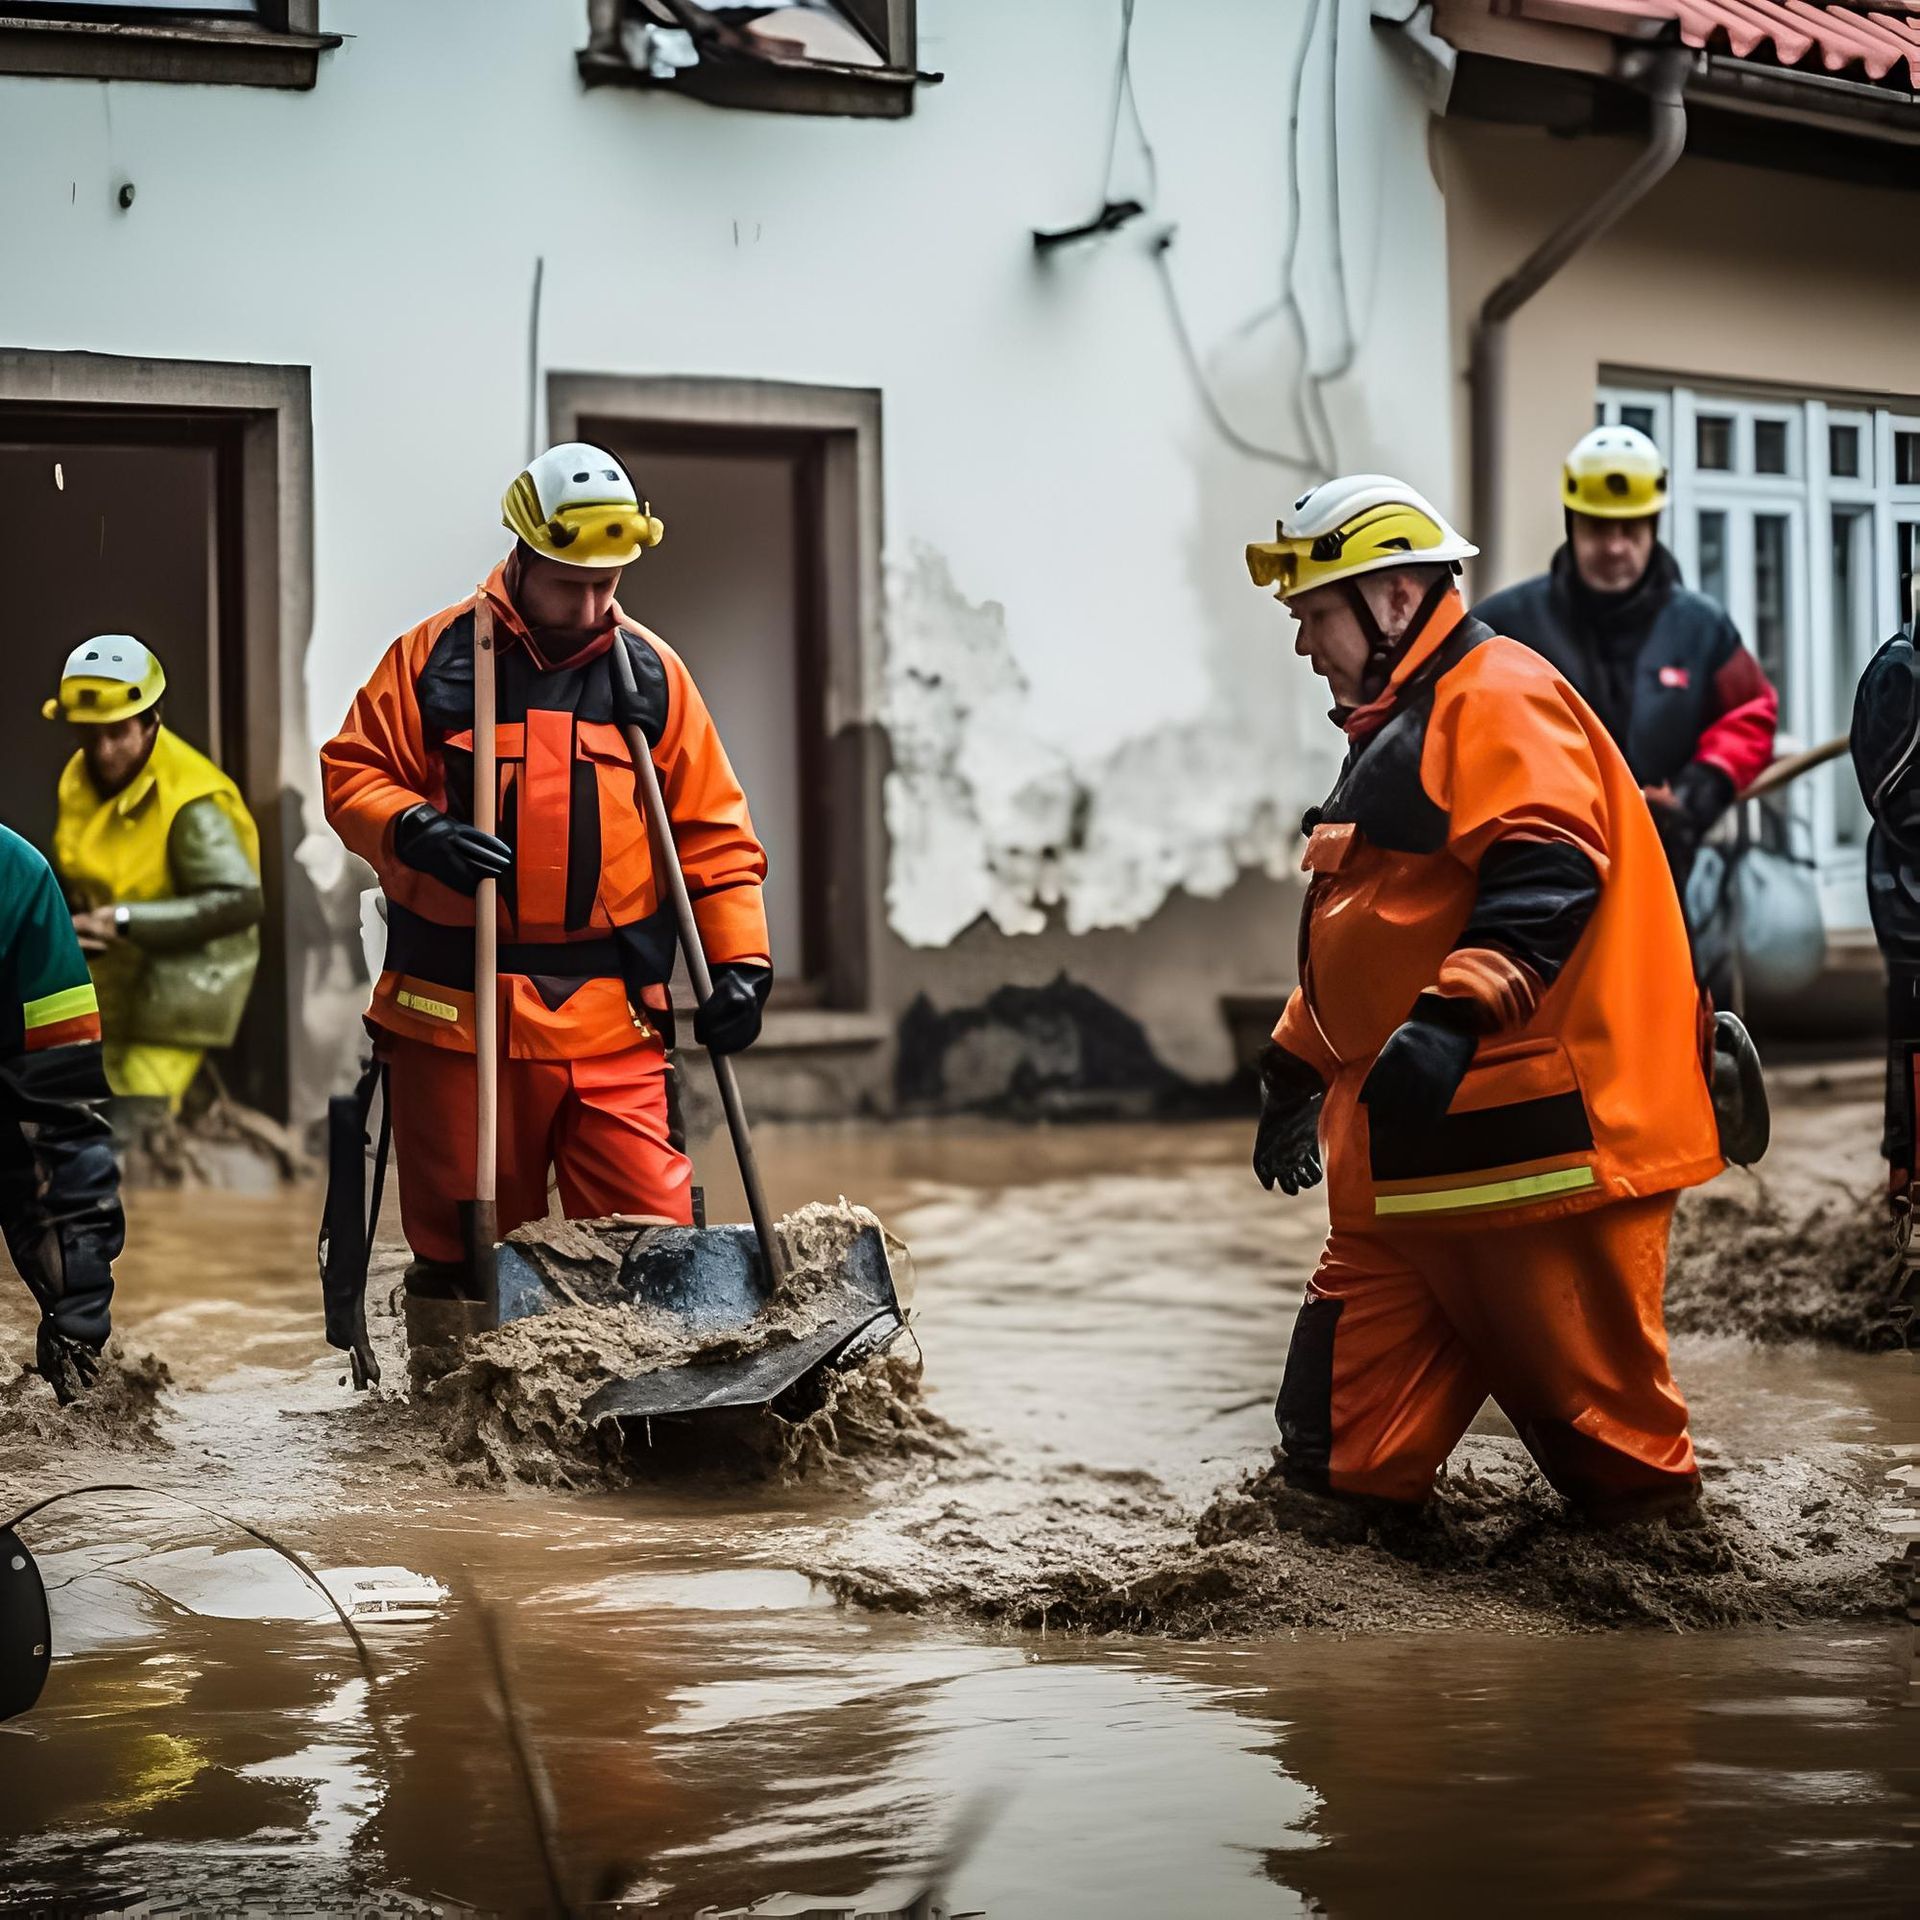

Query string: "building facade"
[[1419, 0, 1920, 1010], [0, 0, 1453, 1120]]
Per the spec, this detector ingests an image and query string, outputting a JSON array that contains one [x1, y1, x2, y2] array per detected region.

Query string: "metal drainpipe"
[[1468, 47, 1691, 591]]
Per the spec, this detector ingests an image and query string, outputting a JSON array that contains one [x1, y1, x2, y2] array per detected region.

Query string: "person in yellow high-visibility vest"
[[46, 636, 263, 1112]]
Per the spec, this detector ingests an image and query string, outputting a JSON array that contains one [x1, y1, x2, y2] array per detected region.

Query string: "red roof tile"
[[1534, 1, 1920, 88]]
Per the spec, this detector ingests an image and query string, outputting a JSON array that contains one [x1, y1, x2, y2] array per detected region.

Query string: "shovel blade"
[[579, 1220, 903, 1423]]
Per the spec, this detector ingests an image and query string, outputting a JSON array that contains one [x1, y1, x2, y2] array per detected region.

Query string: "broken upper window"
[[579, 0, 940, 119], [0, 2, 337, 90]]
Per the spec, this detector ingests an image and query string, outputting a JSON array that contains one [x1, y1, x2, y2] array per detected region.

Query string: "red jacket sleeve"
[[1694, 643, 1778, 792]]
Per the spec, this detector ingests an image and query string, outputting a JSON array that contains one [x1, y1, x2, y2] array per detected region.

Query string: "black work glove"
[[391, 803, 513, 897], [694, 964, 772, 1056], [1360, 994, 1479, 1130], [1650, 760, 1734, 869], [1253, 1044, 1324, 1195], [1673, 759, 1736, 830], [611, 634, 670, 748], [35, 1318, 101, 1406]]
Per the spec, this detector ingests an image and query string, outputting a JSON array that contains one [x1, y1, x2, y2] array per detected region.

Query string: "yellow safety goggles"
[[1245, 541, 1305, 592]]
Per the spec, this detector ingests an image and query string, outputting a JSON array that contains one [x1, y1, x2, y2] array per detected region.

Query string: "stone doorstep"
[[752, 1008, 890, 1053]]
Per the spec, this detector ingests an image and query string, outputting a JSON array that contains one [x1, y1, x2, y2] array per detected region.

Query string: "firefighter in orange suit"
[[320, 443, 770, 1271], [1245, 475, 1726, 1524]]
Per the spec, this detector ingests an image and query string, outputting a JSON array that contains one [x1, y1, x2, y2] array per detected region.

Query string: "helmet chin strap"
[[1344, 570, 1456, 706]]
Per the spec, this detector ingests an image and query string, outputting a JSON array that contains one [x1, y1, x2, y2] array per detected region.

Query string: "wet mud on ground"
[[1, 1068, 1914, 1912], [419, 1202, 956, 1489]]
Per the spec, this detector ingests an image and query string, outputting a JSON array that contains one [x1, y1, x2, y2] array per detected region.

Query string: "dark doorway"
[[583, 417, 830, 994], [0, 404, 276, 1107]]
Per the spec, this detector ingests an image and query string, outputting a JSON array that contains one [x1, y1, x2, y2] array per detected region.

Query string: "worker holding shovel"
[[320, 443, 770, 1327], [1245, 476, 1760, 1525]]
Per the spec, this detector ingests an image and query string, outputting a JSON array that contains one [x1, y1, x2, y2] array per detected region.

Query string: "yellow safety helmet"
[[42, 635, 166, 724], [1246, 474, 1478, 602], [1562, 425, 1667, 520], [501, 441, 664, 568]]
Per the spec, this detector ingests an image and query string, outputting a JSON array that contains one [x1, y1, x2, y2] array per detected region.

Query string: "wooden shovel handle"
[[473, 595, 499, 1209], [610, 622, 785, 1284], [1739, 734, 1849, 803]]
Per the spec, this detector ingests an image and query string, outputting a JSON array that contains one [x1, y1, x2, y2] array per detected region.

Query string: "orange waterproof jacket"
[[1274, 587, 1722, 1231], [320, 562, 768, 1060]]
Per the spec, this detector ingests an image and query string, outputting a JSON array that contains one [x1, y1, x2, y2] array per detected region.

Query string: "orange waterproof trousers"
[[1276, 1193, 1698, 1521], [386, 1036, 693, 1264]]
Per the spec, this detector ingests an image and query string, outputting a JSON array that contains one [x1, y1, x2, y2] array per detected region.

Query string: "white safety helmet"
[[1563, 425, 1667, 519], [1247, 474, 1478, 601], [501, 441, 664, 568], [43, 634, 166, 723]]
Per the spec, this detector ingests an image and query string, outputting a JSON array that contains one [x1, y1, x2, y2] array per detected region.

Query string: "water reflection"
[[2, 1111, 1913, 1913]]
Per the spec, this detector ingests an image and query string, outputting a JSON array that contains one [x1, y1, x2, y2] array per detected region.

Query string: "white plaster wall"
[[0, 0, 1456, 960]]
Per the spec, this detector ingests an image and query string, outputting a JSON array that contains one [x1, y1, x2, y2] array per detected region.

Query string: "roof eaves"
[[1504, 0, 1920, 92]]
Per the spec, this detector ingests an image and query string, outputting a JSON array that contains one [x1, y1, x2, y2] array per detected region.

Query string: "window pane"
[[1833, 510, 1870, 847], [1830, 424, 1860, 479], [1899, 433, 1920, 487], [1621, 405, 1656, 439], [1754, 513, 1790, 687], [1754, 419, 1788, 475], [1698, 510, 1728, 608], [1697, 414, 1733, 472], [1900, 522, 1920, 634], [1594, 400, 1606, 428]]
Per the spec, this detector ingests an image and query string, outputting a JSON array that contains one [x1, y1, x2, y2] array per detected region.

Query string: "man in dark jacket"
[[1474, 426, 1778, 895], [1851, 628, 1920, 1212]]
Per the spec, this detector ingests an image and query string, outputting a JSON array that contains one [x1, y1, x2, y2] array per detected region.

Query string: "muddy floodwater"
[[2, 1070, 1915, 1914]]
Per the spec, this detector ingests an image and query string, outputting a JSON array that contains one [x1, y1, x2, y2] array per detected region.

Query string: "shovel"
[[483, 621, 903, 1421], [403, 591, 506, 1357], [460, 593, 504, 1320]]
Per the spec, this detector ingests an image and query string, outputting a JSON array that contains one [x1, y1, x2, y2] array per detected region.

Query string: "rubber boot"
[[401, 1257, 491, 1390]]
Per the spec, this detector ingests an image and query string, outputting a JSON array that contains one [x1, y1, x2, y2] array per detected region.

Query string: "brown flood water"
[[1, 1084, 1916, 1915]]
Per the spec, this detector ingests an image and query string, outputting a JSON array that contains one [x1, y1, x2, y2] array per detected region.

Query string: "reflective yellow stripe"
[[396, 988, 459, 1023], [23, 982, 98, 1030], [1374, 1165, 1597, 1217]]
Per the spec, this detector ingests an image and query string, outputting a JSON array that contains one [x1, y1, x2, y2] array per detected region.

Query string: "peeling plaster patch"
[[883, 545, 1303, 947]]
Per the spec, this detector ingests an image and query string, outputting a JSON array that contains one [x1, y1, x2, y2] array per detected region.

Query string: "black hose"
[[3, 1482, 377, 1683]]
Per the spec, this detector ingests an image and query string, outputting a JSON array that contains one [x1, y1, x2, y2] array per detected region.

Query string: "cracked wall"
[[883, 544, 1301, 948], [0, 0, 1459, 1111]]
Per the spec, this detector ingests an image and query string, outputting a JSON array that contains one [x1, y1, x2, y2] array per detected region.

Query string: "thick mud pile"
[[0, 1343, 172, 1479], [815, 1437, 1897, 1639], [1668, 1184, 1908, 1350], [425, 1201, 951, 1487]]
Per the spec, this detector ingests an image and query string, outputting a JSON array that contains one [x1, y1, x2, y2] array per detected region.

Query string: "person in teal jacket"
[[0, 823, 124, 1400]]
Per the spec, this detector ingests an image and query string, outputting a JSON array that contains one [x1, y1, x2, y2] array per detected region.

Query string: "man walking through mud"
[[1245, 475, 1728, 1524], [321, 442, 771, 1292]]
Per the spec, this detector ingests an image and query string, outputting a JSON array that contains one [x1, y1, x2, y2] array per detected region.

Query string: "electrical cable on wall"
[[526, 255, 546, 464], [1032, 0, 1155, 249], [1151, 232, 1317, 473], [1041, 0, 1350, 477], [1313, 0, 1359, 395], [1224, 0, 1347, 475], [1101, 0, 1159, 210]]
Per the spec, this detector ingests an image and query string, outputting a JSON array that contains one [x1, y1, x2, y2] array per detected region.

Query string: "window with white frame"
[[1596, 381, 1920, 930]]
